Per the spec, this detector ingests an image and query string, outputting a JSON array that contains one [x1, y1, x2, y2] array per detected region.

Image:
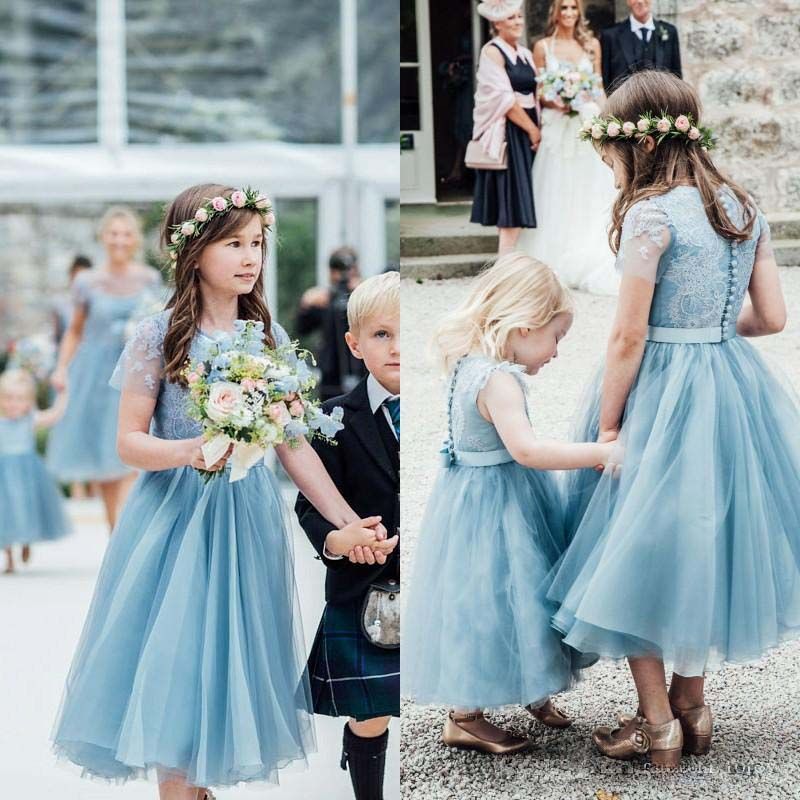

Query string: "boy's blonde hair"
[[0, 369, 36, 402], [347, 271, 400, 334], [434, 252, 573, 371]]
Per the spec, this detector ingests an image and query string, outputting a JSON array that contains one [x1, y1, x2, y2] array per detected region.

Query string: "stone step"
[[400, 253, 495, 281], [401, 232, 498, 257], [767, 213, 800, 241], [400, 202, 497, 257], [774, 239, 800, 267]]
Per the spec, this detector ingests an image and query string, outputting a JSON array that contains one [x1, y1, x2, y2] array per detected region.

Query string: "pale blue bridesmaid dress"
[[52, 311, 316, 788], [549, 186, 800, 677]]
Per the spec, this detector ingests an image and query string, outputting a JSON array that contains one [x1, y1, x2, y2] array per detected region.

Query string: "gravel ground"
[[400, 270, 800, 800]]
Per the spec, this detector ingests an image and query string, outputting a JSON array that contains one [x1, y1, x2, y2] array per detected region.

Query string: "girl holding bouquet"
[[517, 0, 619, 295], [52, 184, 391, 800]]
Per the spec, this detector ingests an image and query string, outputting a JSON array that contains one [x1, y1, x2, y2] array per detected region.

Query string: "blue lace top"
[[110, 310, 291, 441], [447, 355, 530, 454], [617, 186, 772, 338], [0, 413, 36, 455]]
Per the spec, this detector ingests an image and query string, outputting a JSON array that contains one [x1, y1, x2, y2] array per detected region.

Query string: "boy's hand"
[[348, 534, 399, 565], [325, 516, 384, 557]]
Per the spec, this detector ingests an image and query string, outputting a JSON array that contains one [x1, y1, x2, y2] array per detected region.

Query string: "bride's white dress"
[[517, 40, 619, 295]]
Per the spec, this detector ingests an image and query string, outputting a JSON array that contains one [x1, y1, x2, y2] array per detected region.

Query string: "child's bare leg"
[[21, 544, 31, 563], [3, 547, 13, 574], [156, 771, 200, 800], [668, 673, 705, 709], [628, 656, 673, 725]]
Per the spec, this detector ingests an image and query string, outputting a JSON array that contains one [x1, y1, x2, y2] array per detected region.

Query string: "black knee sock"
[[341, 723, 389, 800]]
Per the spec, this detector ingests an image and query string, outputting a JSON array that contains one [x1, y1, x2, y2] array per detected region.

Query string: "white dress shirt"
[[629, 14, 656, 41]]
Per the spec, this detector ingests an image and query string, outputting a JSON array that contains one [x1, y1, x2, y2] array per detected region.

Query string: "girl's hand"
[[50, 367, 67, 392], [594, 440, 623, 476], [186, 436, 232, 472], [325, 516, 384, 557], [529, 127, 541, 151]]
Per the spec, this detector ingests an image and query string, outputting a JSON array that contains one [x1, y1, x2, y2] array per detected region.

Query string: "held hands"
[[594, 430, 623, 476], [325, 516, 399, 565], [50, 367, 68, 392]]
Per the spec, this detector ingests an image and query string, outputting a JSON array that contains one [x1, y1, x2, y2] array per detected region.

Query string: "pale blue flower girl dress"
[[549, 186, 800, 677], [403, 356, 576, 710], [52, 311, 315, 788], [47, 268, 161, 482], [0, 413, 71, 547]]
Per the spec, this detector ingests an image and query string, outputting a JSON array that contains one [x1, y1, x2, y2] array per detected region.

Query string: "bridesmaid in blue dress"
[[404, 254, 615, 754], [51, 184, 387, 800], [48, 207, 162, 530], [548, 71, 800, 767], [0, 369, 71, 573]]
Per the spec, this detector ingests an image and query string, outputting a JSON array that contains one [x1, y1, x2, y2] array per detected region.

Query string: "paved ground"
[[0, 492, 399, 800], [400, 270, 800, 800]]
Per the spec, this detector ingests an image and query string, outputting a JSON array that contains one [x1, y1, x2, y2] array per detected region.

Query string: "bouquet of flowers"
[[537, 66, 602, 117], [183, 320, 344, 482]]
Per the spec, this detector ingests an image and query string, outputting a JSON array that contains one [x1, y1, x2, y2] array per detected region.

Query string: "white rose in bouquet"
[[206, 382, 246, 424]]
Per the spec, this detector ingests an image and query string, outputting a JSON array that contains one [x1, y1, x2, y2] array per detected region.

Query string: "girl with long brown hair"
[[518, 0, 619, 295], [548, 71, 800, 767], [52, 184, 394, 800]]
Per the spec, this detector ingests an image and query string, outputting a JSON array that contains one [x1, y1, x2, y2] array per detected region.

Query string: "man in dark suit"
[[601, 0, 681, 94], [296, 270, 400, 800]]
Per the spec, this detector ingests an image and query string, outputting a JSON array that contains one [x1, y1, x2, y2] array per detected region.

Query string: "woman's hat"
[[477, 0, 523, 21]]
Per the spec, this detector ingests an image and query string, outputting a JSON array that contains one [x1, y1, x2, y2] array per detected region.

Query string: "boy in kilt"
[[296, 270, 400, 800]]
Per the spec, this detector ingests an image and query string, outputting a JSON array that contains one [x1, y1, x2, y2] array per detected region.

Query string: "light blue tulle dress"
[[549, 186, 800, 677], [0, 413, 71, 547], [403, 355, 577, 710], [52, 311, 315, 788], [47, 268, 162, 482]]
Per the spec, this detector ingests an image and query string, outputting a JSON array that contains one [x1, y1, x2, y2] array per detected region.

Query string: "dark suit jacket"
[[295, 377, 399, 604], [601, 19, 681, 94]]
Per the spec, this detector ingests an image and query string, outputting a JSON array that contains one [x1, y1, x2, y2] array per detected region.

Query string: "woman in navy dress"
[[470, 1, 540, 254]]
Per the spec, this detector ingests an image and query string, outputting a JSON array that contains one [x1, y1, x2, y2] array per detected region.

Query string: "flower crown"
[[166, 186, 275, 264], [580, 112, 715, 151]]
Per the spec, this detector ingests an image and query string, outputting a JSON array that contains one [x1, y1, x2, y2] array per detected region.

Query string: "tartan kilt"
[[308, 596, 400, 720]]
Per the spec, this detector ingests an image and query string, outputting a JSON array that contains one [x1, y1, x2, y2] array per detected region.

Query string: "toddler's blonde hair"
[[347, 271, 400, 334], [0, 369, 36, 405], [434, 252, 573, 371]]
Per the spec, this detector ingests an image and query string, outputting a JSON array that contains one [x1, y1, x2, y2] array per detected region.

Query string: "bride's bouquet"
[[537, 66, 602, 117], [183, 320, 344, 482]]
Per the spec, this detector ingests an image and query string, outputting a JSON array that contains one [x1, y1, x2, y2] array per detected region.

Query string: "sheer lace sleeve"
[[753, 212, 774, 270], [271, 321, 291, 348], [474, 360, 531, 419], [71, 270, 92, 309], [616, 201, 672, 283], [109, 313, 166, 398]]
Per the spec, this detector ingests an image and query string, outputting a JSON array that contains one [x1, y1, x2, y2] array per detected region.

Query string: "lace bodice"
[[0, 413, 36, 455], [110, 310, 291, 441], [446, 355, 530, 453], [73, 268, 163, 345], [542, 37, 594, 76], [617, 186, 772, 336]]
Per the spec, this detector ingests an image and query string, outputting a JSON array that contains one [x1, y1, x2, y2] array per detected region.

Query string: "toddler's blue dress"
[[47, 268, 162, 482], [0, 413, 71, 547], [403, 355, 576, 710], [52, 311, 316, 788], [549, 186, 800, 677]]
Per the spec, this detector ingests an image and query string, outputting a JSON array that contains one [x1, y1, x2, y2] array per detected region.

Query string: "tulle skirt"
[[403, 461, 577, 709], [0, 453, 72, 546], [52, 463, 315, 788], [46, 339, 130, 482], [517, 108, 619, 296], [549, 337, 800, 676]]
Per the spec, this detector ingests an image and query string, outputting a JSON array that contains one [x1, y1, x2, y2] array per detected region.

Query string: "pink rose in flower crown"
[[289, 399, 304, 417], [170, 232, 180, 243], [656, 118, 671, 133], [622, 121, 636, 136], [194, 207, 209, 222], [675, 115, 690, 132], [230, 190, 247, 208], [637, 118, 649, 133], [607, 122, 621, 138], [211, 196, 228, 212], [264, 211, 276, 226], [180, 221, 195, 236], [255, 194, 270, 209], [688, 126, 701, 140], [266, 402, 292, 427], [591, 123, 604, 140]]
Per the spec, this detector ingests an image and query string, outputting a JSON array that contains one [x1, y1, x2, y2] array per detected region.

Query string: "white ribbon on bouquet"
[[201, 433, 265, 483]]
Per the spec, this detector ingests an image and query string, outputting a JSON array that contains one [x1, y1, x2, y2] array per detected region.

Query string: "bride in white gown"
[[517, 0, 619, 295]]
